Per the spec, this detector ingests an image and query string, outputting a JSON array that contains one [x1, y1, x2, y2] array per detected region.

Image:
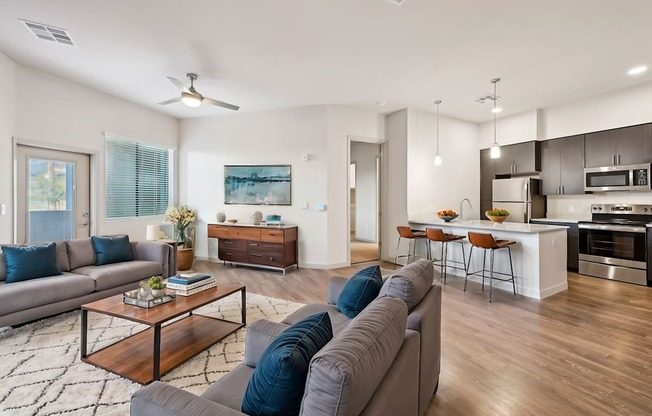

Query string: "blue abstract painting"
[[224, 165, 292, 205]]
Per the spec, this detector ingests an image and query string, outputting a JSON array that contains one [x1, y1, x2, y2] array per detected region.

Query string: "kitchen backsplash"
[[547, 192, 652, 218]]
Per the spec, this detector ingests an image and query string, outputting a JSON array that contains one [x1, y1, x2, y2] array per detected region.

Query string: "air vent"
[[385, 0, 407, 6], [20, 19, 75, 46], [473, 94, 500, 105]]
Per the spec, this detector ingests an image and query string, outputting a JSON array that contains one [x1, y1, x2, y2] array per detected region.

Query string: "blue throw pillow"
[[3, 243, 62, 283], [336, 265, 383, 318], [242, 312, 333, 416], [91, 235, 133, 265]]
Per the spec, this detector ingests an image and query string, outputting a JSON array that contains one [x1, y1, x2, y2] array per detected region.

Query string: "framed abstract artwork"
[[224, 165, 292, 205]]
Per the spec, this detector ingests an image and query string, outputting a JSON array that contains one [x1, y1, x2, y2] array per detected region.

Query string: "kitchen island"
[[408, 214, 569, 299]]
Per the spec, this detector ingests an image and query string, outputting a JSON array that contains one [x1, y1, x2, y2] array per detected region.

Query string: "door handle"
[[223, 241, 234, 244], [81, 221, 89, 226], [82, 212, 89, 217], [250, 254, 262, 258], [562, 185, 565, 194], [617, 154, 621, 165], [250, 243, 259, 246]]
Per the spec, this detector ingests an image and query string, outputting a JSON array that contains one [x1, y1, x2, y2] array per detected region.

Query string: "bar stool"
[[425, 228, 467, 284], [464, 231, 516, 302], [394, 226, 427, 268]]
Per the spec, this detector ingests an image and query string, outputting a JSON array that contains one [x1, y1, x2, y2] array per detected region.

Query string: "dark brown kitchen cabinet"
[[584, 124, 652, 168], [494, 141, 541, 175], [540, 135, 585, 195], [480, 148, 495, 202]]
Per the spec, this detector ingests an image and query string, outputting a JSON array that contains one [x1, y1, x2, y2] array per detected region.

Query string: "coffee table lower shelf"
[[82, 314, 243, 384]]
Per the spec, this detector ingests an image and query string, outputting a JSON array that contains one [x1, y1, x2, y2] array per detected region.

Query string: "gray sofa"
[[131, 260, 441, 416], [0, 237, 175, 327]]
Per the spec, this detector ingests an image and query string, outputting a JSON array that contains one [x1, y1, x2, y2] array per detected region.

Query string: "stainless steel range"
[[579, 204, 651, 285]]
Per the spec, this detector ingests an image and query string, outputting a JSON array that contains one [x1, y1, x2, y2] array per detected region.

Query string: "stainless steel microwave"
[[584, 163, 651, 192]]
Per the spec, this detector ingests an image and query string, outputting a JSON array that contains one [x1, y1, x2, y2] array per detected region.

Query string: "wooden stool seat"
[[465, 232, 516, 302], [425, 227, 467, 283], [394, 226, 429, 268]]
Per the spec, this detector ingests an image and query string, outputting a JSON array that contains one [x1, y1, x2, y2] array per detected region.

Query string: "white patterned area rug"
[[0, 293, 304, 416]]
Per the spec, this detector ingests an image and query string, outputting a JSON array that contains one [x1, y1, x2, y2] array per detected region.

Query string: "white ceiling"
[[1, 0, 651, 122]]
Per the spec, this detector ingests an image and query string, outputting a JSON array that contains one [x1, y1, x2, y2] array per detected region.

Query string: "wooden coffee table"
[[80, 284, 246, 384]]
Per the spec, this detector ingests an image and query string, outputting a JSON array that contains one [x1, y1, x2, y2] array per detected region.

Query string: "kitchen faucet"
[[460, 198, 473, 221]]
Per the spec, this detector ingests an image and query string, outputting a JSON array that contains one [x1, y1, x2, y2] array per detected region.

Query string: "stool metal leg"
[[489, 249, 495, 302], [394, 236, 403, 269], [508, 246, 516, 295], [481, 250, 487, 291], [464, 246, 473, 292], [459, 241, 467, 274]]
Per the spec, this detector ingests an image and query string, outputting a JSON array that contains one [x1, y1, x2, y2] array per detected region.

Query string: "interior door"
[[16, 145, 90, 243]]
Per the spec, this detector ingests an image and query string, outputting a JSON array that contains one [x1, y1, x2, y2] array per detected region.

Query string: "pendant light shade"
[[434, 100, 442, 166], [490, 78, 501, 159]]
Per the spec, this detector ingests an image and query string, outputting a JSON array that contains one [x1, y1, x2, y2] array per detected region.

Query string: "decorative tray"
[[123, 290, 176, 308]]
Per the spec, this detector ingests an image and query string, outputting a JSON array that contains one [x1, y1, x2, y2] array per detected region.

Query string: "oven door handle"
[[578, 223, 647, 233]]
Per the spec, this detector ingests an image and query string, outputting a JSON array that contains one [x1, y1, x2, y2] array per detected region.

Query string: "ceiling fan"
[[158, 73, 239, 111]]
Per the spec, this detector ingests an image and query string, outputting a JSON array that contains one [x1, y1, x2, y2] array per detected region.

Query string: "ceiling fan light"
[[181, 92, 202, 107], [490, 143, 501, 159]]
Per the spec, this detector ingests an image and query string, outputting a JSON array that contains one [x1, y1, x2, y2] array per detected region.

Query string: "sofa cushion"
[[3, 243, 62, 283], [300, 297, 408, 416], [67, 238, 96, 270], [0, 241, 70, 282], [0, 273, 95, 315], [242, 312, 333, 416], [282, 304, 351, 335], [91, 235, 134, 265], [73, 260, 162, 291], [201, 364, 254, 411], [336, 265, 383, 319], [379, 260, 434, 311]]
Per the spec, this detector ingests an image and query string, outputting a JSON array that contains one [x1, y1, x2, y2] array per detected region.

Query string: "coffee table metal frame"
[[80, 284, 246, 384]]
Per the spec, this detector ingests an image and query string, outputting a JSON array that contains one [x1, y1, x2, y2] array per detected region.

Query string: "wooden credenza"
[[207, 224, 298, 274]]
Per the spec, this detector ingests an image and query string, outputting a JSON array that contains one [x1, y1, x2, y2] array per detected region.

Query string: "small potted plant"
[[147, 276, 167, 297], [486, 208, 510, 223]]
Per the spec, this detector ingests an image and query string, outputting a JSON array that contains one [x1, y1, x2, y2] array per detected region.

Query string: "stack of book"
[[166, 273, 216, 296]]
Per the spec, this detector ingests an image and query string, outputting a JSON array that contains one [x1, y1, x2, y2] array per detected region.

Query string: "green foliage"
[[487, 208, 510, 217], [147, 275, 166, 290]]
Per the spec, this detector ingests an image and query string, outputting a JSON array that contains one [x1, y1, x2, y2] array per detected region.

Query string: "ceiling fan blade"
[[203, 97, 240, 111], [167, 76, 190, 93], [158, 97, 182, 105]]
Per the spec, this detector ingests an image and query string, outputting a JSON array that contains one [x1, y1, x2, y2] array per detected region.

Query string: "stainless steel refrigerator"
[[492, 178, 545, 223]]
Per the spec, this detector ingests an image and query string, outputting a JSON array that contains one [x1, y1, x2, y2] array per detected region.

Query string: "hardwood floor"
[[194, 260, 652, 416], [350, 239, 380, 264]]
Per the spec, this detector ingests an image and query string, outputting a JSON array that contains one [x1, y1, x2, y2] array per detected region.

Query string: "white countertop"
[[530, 218, 587, 224], [409, 215, 568, 234]]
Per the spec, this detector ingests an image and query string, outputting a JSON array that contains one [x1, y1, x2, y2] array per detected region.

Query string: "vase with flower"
[[165, 205, 198, 271]]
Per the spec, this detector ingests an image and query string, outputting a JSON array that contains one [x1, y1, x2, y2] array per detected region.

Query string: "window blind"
[[105, 136, 173, 219]]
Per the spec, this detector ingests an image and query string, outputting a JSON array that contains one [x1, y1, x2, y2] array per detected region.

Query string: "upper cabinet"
[[494, 141, 541, 175], [584, 124, 652, 168], [540, 135, 585, 195]]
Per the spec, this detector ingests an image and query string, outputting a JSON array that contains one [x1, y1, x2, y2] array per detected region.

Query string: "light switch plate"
[[316, 203, 326, 211], [1, 204, 5, 216]]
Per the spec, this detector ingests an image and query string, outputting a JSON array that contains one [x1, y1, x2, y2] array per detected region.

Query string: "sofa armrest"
[[131, 381, 246, 416], [130, 241, 173, 277], [327, 276, 348, 305], [244, 319, 290, 367]]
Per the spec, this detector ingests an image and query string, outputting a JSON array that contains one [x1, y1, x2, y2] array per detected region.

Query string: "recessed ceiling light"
[[376, 101, 386, 106], [628, 66, 647, 76], [492, 107, 503, 113]]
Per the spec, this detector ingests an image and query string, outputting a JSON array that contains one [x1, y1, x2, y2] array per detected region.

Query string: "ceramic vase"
[[217, 211, 226, 223], [251, 211, 263, 225]]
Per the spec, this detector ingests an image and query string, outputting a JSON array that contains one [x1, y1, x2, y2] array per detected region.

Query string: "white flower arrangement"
[[164, 205, 197, 229]]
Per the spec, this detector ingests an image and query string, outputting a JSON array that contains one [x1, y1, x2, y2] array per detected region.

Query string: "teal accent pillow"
[[242, 312, 333, 416], [336, 265, 383, 318], [91, 235, 133, 265], [3, 243, 62, 283]]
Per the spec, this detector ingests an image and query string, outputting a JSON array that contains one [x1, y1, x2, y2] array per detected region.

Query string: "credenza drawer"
[[260, 228, 285, 243], [218, 239, 248, 250], [247, 242, 284, 254], [229, 227, 261, 240], [218, 248, 248, 263], [248, 252, 285, 268], [208, 225, 230, 238]]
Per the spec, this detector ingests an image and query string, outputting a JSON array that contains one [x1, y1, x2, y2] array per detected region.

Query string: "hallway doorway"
[[349, 141, 381, 264]]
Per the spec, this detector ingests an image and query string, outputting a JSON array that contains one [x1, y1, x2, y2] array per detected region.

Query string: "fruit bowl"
[[437, 210, 458, 222], [438, 214, 459, 222], [485, 209, 510, 223], [227, 219, 238, 224]]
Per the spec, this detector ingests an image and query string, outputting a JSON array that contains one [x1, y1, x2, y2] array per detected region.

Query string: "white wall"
[[326, 106, 384, 266], [350, 141, 379, 242], [408, 109, 481, 219], [0, 52, 16, 244], [479, 110, 539, 148], [5, 63, 179, 242], [179, 106, 329, 266]]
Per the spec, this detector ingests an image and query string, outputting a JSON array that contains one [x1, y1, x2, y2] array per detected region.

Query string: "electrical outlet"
[[552, 238, 558, 247], [568, 205, 575, 213], [301, 202, 308, 209], [0, 204, 5, 216]]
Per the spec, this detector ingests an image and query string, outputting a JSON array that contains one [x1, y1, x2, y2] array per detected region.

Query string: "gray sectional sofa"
[[0, 237, 175, 327], [131, 260, 441, 416]]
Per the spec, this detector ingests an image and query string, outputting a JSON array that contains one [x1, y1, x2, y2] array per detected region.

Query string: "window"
[[105, 135, 173, 219]]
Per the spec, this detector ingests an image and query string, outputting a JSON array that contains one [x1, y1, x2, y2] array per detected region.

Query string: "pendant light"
[[490, 78, 501, 159], [434, 100, 443, 166]]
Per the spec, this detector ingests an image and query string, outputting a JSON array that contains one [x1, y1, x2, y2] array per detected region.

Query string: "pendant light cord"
[[436, 101, 440, 153], [493, 79, 498, 145]]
